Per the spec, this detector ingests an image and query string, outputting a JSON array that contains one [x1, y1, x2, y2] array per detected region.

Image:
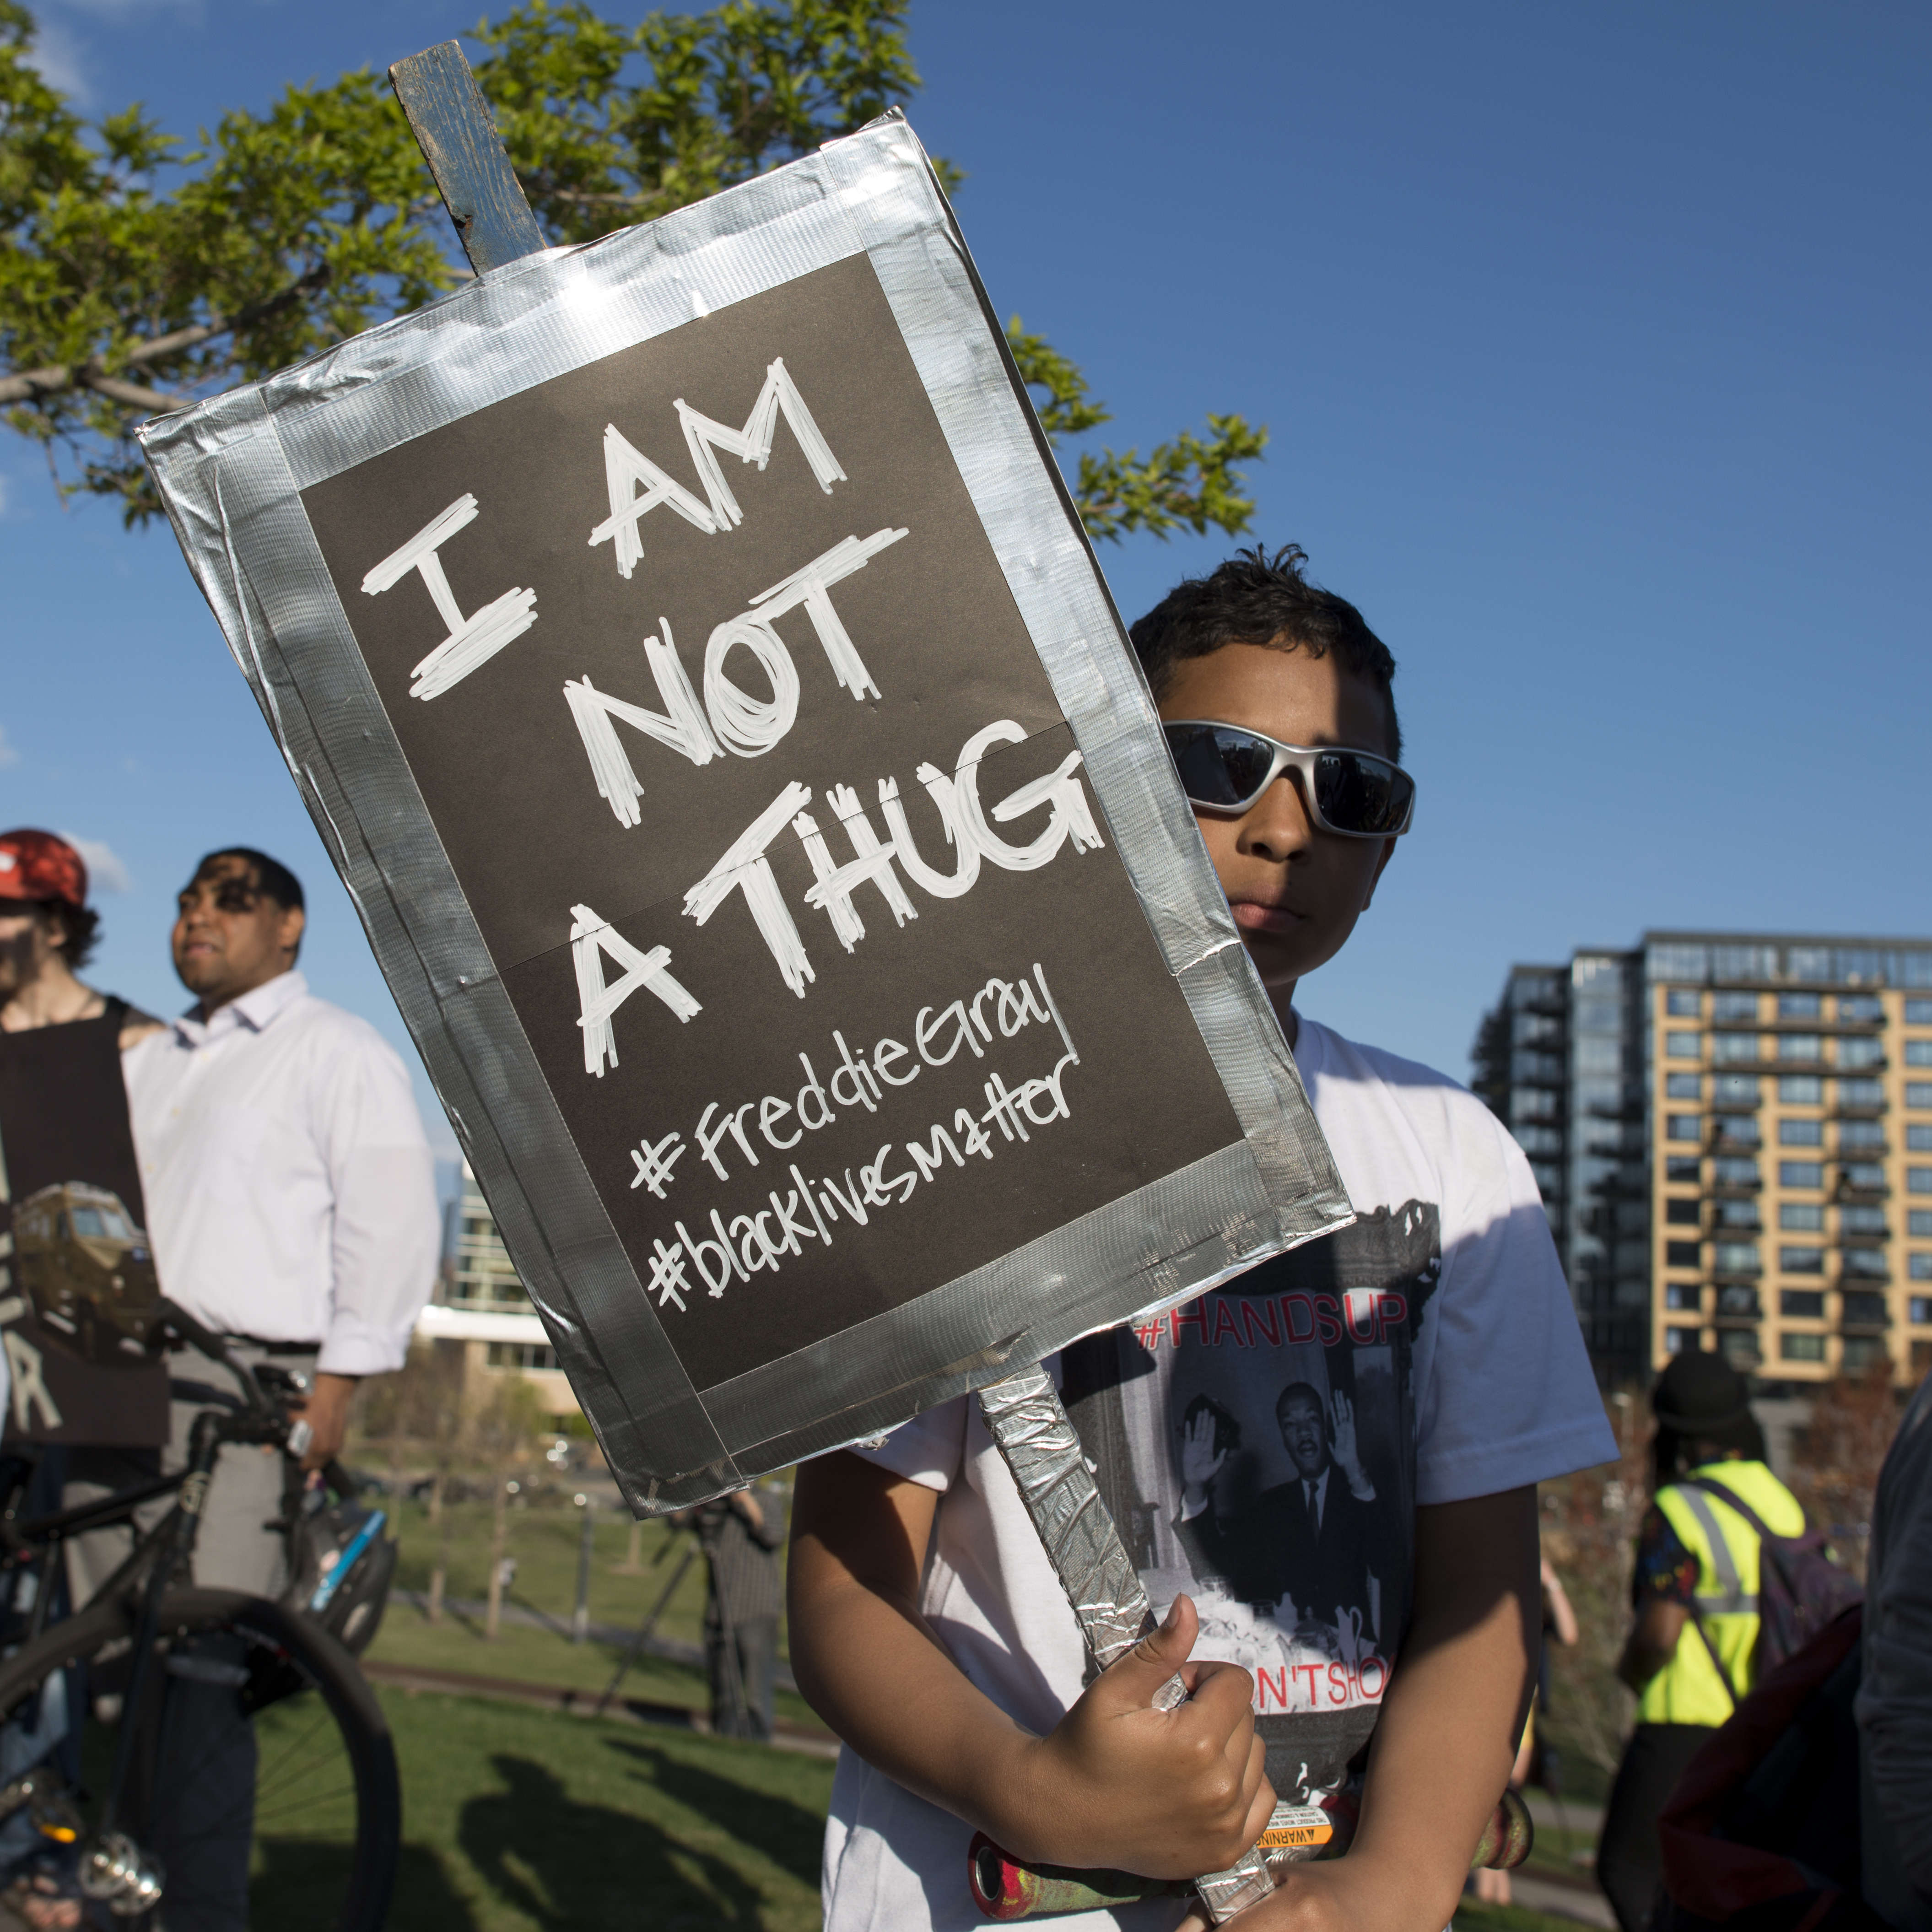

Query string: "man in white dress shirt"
[[66, 847, 437, 1931], [103, 846, 440, 1587]]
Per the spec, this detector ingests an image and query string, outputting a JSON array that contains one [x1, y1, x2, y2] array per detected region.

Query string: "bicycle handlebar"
[[151, 1299, 282, 1439]]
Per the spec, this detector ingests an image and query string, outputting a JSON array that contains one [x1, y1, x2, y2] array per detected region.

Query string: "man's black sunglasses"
[[1163, 721, 1416, 839]]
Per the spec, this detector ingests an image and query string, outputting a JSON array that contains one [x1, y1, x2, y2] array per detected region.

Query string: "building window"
[[1780, 1119, 1824, 1147], [1780, 1333, 1826, 1362], [1780, 1203, 1824, 1232], [1908, 1169, 1932, 1194], [1840, 994, 1883, 1023], [1714, 991, 1760, 1022], [1906, 999, 1932, 1025], [1513, 1087, 1561, 1120], [1838, 1077, 1885, 1108], [1843, 1161, 1888, 1191], [1716, 1284, 1760, 1317], [1666, 1240, 1702, 1268], [1779, 1075, 1823, 1105], [1910, 1127, 1932, 1152], [1514, 1123, 1562, 1155], [1666, 988, 1701, 1017], [1718, 1329, 1760, 1368], [1714, 1156, 1761, 1187], [1713, 1241, 1760, 1274], [1716, 1115, 1761, 1146], [1911, 1211, 1932, 1238], [1781, 1290, 1825, 1318], [1530, 1162, 1561, 1196], [1667, 1155, 1703, 1184], [1668, 1115, 1702, 1142], [485, 1342, 561, 1371], [1840, 1036, 1884, 1070], [1779, 993, 1822, 1020], [1666, 1198, 1702, 1225], [1840, 1204, 1889, 1236], [1911, 1296, 1932, 1324], [1840, 1120, 1886, 1151], [1905, 1041, 1932, 1068], [1779, 1160, 1824, 1189], [1665, 1327, 1702, 1355], [1842, 1336, 1889, 1371], [1714, 1034, 1761, 1065], [1910, 1256, 1932, 1284], [1841, 1292, 1890, 1328], [1714, 1074, 1760, 1106], [1779, 1034, 1823, 1063], [1666, 1073, 1702, 1101], [1843, 1249, 1890, 1281], [1909, 1083, 1932, 1111], [1717, 1200, 1761, 1230], [1781, 1246, 1824, 1274], [1665, 1282, 1701, 1311], [1665, 1031, 1702, 1059]]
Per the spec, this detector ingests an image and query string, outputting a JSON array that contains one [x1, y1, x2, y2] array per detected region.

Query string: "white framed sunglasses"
[[1162, 720, 1416, 838]]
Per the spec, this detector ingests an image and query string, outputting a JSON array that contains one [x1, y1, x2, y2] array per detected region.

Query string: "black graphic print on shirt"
[[1063, 1200, 1441, 1805]]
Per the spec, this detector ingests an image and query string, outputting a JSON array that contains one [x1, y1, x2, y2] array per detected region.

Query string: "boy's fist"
[[1011, 1594, 1275, 1879]]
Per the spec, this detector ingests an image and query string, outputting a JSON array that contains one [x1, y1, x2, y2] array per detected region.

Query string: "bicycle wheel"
[[0, 1586, 399, 1932]]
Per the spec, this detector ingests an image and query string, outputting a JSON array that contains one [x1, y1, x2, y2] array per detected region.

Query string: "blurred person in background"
[[60, 846, 440, 1932], [672, 1486, 785, 1742], [1859, 1361, 1932, 1932], [1597, 1353, 1802, 1932], [0, 828, 159, 1047], [0, 826, 167, 1442]]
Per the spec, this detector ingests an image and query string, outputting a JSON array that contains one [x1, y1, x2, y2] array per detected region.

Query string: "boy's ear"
[[1360, 835, 1400, 912]]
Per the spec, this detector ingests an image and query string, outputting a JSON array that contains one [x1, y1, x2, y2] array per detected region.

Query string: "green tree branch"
[[0, 0, 1256, 538]]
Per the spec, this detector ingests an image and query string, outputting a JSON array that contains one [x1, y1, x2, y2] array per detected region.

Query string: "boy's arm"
[[1184, 1486, 1539, 1932], [789, 1449, 1275, 1878]]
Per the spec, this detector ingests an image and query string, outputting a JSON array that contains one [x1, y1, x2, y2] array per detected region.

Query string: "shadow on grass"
[[457, 1754, 782, 1928], [604, 1734, 826, 1886], [265, 1838, 480, 1932]]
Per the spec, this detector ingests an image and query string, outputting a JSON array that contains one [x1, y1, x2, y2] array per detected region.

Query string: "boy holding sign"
[[791, 545, 1614, 1931]]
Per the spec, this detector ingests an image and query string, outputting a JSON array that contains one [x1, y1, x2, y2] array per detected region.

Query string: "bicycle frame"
[[0, 1298, 306, 1851]]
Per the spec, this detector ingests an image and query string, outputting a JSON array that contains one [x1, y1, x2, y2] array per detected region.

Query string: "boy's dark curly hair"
[[32, 900, 103, 971], [1128, 543, 1402, 759]]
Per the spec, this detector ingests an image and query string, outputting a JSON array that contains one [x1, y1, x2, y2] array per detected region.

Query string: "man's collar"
[[173, 969, 308, 1044]]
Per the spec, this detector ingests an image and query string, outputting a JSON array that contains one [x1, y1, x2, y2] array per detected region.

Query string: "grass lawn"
[[380, 1685, 832, 1931]]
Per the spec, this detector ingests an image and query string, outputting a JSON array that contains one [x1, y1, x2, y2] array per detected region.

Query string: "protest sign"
[[138, 110, 1350, 1509]]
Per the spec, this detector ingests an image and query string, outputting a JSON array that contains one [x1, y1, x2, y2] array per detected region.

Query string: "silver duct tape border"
[[976, 1365, 1151, 1674], [138, 112, 1349, 1507]]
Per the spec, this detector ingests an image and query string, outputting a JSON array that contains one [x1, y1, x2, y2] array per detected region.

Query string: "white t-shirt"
[[821, 1015, 1618, 1932]]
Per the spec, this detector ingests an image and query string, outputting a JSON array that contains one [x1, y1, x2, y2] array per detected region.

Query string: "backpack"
[[1684, 1474, 1863, 1693], [1655, 1605, 1878, 1932]]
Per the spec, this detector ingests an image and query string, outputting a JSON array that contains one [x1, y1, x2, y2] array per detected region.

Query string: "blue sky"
[[5, 0, 1928, 1167]]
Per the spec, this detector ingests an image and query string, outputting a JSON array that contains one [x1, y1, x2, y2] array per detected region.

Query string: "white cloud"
[[21, 15, 91, 101], [59, 834, 132, 894], [0, 727, 18, 771]]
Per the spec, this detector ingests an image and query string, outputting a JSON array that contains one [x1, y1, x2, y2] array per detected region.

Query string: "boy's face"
[[1157, 642, 1398, 1006]]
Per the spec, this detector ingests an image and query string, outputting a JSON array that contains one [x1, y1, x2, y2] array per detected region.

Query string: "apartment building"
[[1475, 932, 1932, 1390], [415, 1160, 577, 1416]]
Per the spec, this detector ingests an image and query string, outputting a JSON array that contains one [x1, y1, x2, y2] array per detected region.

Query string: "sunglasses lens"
[[1313, 752, 1413, 836], [1166, 726, 1276, 809]]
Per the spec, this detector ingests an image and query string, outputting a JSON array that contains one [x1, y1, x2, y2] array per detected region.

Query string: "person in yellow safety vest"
[[1595, 1351, 1805, 1932]]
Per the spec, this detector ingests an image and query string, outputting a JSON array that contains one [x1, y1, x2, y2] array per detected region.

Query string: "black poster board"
[[142, 114, 1349, 1507]]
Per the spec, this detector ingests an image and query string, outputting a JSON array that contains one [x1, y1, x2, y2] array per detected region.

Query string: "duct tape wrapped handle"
[[966, 1786, 1533, 1921]]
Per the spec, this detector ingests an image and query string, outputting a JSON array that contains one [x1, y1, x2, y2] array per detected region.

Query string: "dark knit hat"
[[1652, 1350, 1756, 1444]]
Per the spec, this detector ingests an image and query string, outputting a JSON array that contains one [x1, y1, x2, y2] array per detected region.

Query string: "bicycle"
[[0, 1299, 400, 1929]]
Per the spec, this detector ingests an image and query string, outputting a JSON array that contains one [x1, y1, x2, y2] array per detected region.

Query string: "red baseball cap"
[[0, 830, 88, 908]]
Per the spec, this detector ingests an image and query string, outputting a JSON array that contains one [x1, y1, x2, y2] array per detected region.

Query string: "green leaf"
[[0, 0, 1260, 539]]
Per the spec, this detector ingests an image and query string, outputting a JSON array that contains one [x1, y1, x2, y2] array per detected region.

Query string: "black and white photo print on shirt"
[[1064, 1201, 1440, 1805]]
